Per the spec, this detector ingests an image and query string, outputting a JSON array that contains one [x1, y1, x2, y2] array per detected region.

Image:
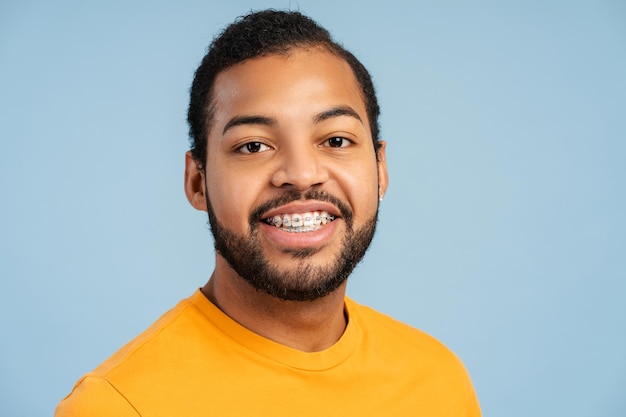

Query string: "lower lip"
[[259, 219, 340, 249]]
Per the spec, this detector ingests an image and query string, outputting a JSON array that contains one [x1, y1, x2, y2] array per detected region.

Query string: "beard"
[[205, 188, 378, 302]]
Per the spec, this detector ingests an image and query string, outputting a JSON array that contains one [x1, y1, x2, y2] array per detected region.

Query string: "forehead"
[[209, 47, 369, 133]]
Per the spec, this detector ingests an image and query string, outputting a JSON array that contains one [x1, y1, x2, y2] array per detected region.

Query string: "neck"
[[201, 256, 348, 352]]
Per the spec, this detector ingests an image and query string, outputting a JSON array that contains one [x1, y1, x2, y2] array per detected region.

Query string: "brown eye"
[[325, 137, 350, 148], [238, 142, 271, 154], [246, 143, 261, 153]]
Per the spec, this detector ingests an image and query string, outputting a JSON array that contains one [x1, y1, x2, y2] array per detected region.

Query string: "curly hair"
[[187, 9, 381, 170]]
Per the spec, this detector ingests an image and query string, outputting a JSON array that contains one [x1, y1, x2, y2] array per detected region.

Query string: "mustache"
[[249, 189, 353, 229]]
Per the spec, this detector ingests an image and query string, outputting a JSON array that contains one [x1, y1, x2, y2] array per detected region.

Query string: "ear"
[[376, 141, 389, 199], [184, 151, 208, 211]]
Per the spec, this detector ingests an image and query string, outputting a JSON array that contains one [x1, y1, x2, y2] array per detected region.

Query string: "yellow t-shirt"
[[56, 290, 481, 416]]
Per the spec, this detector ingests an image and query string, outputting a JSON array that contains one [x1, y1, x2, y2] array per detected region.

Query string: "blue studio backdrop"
[[1, 1, 625, 415]]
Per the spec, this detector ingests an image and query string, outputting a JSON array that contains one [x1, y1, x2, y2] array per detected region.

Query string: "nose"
[[270, 146, 329, 191]]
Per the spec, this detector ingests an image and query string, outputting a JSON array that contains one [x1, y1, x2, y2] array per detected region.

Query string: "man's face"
[[195, 47, 387, 301]]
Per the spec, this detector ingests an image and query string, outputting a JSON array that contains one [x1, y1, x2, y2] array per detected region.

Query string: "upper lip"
[[261, 201, 342, 220]]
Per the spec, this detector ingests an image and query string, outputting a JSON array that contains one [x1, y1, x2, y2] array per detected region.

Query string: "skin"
[[184, 47, 388, 352]]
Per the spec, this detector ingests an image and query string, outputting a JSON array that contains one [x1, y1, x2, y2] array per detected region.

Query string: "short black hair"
[[187, 9, 381, 170]]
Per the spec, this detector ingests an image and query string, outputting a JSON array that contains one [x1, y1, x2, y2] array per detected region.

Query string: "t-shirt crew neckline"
[[188, 289, 360, 372]]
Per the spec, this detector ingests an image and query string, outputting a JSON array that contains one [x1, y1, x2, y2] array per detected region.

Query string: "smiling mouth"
[[264, 211, 337, 233]]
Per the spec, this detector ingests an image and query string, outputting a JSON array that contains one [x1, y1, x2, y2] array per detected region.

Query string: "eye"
[[323, 137, 351, 148], [238, 142, 272, 154]]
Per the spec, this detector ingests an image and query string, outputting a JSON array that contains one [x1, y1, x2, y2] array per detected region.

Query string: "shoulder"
[[346, 298, 481, 415], [91, 296, 198, 378], [347, 297, 470, 377], [56, 294, 204, 412], [347, 298, 449, 351], [55, 376, 139, 417]]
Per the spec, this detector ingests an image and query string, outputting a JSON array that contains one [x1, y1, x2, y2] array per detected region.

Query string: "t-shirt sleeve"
[[466, 377, 482, 417], [55, 376, 140, 417]]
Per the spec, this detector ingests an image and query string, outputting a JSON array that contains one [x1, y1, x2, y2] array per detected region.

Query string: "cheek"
[[340, 164, 380, 217], [205, 172, 256, 230]]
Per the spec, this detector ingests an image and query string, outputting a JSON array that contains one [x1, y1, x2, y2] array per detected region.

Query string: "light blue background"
[[1, 0, 625, 415]]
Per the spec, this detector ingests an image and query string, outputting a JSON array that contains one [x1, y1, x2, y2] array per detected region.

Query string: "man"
[[56, 10, 481, 416]]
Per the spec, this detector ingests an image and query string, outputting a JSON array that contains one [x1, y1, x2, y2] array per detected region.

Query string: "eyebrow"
[[314, 105, 363, 124], [222, 115, 276, 135]]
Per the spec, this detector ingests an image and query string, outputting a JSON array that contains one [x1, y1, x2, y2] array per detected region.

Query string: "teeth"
[[303, 212, 314, 227], [265, 210, 336, 232], [291, 214, 303, 228], [272, 215, 282, 228], [282, 214, 292, 228]]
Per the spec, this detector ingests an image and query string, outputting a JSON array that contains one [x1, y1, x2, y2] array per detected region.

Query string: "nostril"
[[270, 150, 329, 190]]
